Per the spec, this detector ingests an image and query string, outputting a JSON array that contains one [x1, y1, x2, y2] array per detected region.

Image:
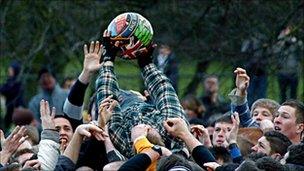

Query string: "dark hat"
[[10, 60, 21, 76], [37, 67, 56, 80]]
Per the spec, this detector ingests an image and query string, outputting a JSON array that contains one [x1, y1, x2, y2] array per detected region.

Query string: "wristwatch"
[[151, 145, 162, 156]]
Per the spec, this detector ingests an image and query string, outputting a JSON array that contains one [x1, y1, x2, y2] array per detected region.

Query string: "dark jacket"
[[119, 154, 151, 171], [192, 145, 216, 169], [55, 155, 75, 171]]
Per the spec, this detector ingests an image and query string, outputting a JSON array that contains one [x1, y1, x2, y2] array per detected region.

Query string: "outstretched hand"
[[1, 126, 28, 165], [234, 67, 250, 96], [83, 41, 103, 72], [260, 119, 274, 133], [136, 43, 157, 68], [98, 95, 118, 129], [227, 112, 240, 144], [1, 126, 28, 154], [191, 125, 212, 147], [40, 99, 55, 130], [75, 124, 108, 141], [102, 30, 121, 62], [79, 41, 103, 84], [163, 118, 190, 139], [131, 124, 151, 142]]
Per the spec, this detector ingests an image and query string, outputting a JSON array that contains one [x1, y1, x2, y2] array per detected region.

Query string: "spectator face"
[[54, 117, 73, 147], [273, 105, 298, 141], [212, 122, 232, 147], [39, 73, 56, 91], [8, 66, 15, 77], [184, 108, 198, 119], [251, 136, 271, 155], [252, 107, 273, 124], [62, 78, 76, 90], [158, 47, 170, 57], [204, 77, 219, 94]]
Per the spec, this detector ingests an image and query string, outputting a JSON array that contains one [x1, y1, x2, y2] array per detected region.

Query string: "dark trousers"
[[247, 75, 267, 107], [278, 73, 298, 103]]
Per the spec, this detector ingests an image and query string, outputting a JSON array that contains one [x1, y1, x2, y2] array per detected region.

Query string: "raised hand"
[[98, 95, 118, 129], [234, 67, 250, 96], [131, 124, 151, 142], [163, 118, 190, 139], [226, 112, 240, 144], [79, 41, 104, 84], [102, 30, 121, 62], [83, 41, 103, 73], [1, 126, 27, 154], [0, 126, 28, 165], [260, 119, 274, 133], [191, 125, 212, 147], [136, 43, 157, 68], [75, 124, 108, 141], [40, 99, 55, 130]]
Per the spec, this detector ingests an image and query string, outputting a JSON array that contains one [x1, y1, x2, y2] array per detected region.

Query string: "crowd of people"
[[0, 29, 303, 171]]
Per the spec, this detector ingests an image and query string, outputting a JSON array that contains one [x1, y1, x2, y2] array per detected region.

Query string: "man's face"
[[273, 105, 298, 140], [158, 47, 170, 57], [54, 117, 73, 148], [39, 73, 56, 91], [252, 107, 273, 124], [212, 122, 232, 147], [204, 77, 219, 94], [63, 79, 76, 90], [251, 136, 271, 155], [184, 108, 198, 119], [8, 67, 15, 77]]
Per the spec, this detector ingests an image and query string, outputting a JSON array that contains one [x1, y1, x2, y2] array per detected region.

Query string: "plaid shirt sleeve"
[[141, 64, 187, 151], [95, 64, 130, 157], [142, 64, 186, 119]]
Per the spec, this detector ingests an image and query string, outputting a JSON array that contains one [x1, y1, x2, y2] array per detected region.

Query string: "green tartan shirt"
[[95, 63, 187, 158]]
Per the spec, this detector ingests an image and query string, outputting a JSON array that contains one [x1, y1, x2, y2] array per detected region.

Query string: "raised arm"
[[38, 99, 60, 170], [228, 67, 258, 127], [98, 96, 126, 161], [0, 126, 27, 166], [94, 31, 135, 158], [119, 124, 172, 171], [59, 124, 107, 167], [163, 118, 216, 168], [63, 41, 103, 122], [95, 31, 124, 128], [191, 124, 212, 148], [226, 112, 244, 164], [137, 45, 185, 120], [95, 30, 121, 106]]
